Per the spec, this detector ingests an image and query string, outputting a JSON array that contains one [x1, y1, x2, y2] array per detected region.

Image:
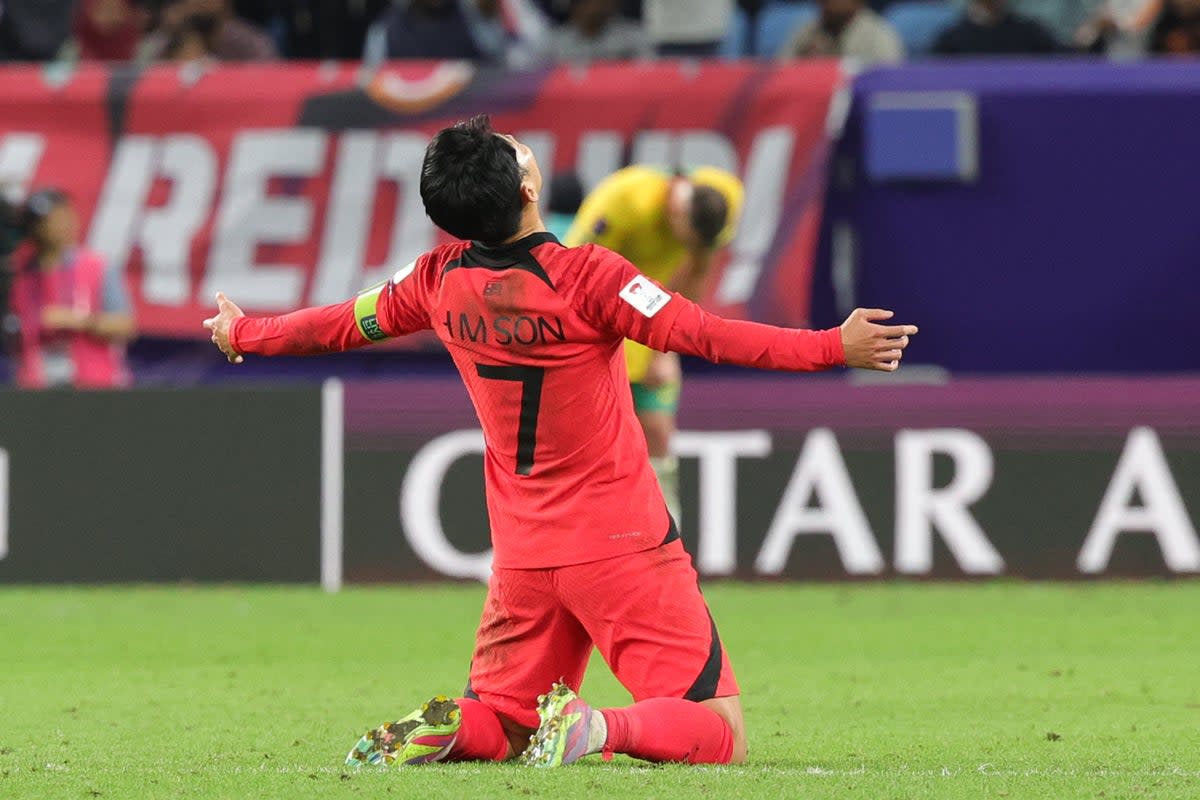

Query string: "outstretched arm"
[[203, 293, 368, 363], [202, 259, 431, 363], [232, 298, 369, 357], [661, 302, 916, 372], [580, 252, 916, 373]]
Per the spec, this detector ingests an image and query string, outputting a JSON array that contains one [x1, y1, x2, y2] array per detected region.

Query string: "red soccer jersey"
[[231, 232, 845, 569]]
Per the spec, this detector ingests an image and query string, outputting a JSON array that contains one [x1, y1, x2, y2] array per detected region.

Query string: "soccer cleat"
[[344, 695, 461, 767], [521, 682, 603, 768]]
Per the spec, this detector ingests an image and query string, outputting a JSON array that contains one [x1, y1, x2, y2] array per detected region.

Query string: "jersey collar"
[[447, 231, 561, 290], [471, 231, 560, 262]]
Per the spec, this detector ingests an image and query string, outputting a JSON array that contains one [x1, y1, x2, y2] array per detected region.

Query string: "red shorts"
[[465, 537, 739, 730]]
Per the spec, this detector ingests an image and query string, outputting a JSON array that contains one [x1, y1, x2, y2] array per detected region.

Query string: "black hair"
[[689, 185, 728, 248], [420, 115, 525, 244]]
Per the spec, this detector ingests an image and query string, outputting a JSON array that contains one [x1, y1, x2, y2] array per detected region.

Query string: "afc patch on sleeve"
[[619, 275, 672, 318]]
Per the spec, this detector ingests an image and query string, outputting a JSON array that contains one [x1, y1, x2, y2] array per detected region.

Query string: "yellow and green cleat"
[[344, 695, 461, 767], [521, 682, 604, 768]]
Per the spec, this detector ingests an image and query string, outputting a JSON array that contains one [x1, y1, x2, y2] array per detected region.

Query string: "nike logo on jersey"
[[441, 311, 566, 347]]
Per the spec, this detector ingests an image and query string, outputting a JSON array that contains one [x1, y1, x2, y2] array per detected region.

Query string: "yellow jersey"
[[563, 165, 744, 382]]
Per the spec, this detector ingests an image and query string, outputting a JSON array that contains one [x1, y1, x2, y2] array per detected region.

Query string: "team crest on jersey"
[[593, 217, 608, 236], [483, 279, 503, 297], [619, 276, 672, 318]]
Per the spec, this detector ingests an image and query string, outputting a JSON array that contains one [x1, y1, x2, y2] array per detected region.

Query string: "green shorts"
[[631, 381, 681, 414]]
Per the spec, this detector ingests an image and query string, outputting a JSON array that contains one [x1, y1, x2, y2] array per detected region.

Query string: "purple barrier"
[[813, 61, 1200, 373], [341, 375, 1200, 581]]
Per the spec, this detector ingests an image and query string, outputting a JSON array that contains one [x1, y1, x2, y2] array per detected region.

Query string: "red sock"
[[601, 699, 734, 764], [444, 698, 510, 762]]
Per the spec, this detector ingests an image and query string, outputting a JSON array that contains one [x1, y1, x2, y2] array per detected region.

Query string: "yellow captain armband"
[[354, 282, 389, 342], [354, 259, 417, 342]]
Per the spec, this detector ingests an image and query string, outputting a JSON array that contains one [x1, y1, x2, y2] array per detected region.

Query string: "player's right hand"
[[839, 308, 918, 372], [202, 291, 246, 364]]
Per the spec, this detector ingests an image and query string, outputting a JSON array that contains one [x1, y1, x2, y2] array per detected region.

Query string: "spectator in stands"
[[73, 0, 145, 61], [160, 12, 215, 61], [379, 0, 548, 65], [379, 0, 483, 61], [537, 0, 574, 22], [959, 0, 1156, 52], [468, 0, 552, 67], [1149, 0, 1200, 52], [0, 0, 75, 61], [367, 1, 457, 61], [1074, 0, 1161, 55], [281, 0, 391, 59], [779, 0, 904, 65], [9, 189, 135, 389], [643, 0, 733, 56], [537, 0, 642, 23], [549, 0, 653, 61], [932, 0, 1063, 54], [141, 0, 277, 62]]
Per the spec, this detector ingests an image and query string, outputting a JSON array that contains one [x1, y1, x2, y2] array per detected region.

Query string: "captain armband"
[[355, 259, 419, 342], [354, 282, 390, 342]]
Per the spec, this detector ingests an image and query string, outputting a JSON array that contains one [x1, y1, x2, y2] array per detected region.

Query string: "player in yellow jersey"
[[564, 164, 744, 521]]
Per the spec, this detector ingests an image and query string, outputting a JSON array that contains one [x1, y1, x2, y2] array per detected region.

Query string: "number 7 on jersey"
[[474, 364, 546, 476]]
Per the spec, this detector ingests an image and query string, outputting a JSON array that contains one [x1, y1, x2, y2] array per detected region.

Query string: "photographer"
[[9, 189, 135, 389], [140, 0, 277, 62]]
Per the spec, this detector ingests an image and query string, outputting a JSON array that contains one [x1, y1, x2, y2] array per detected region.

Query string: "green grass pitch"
[[3, 583, 1199, 799]]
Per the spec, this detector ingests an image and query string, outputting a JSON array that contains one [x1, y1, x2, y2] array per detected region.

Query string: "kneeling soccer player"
[[203, 116, 917, 768]]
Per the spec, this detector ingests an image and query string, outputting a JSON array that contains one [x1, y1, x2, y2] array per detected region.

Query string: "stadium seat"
[[755, 2, 819, 58], [885, 1, 960, 56], [720, 8, 749, 59]]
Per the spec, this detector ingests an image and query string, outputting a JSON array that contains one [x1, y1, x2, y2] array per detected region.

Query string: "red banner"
[[0, 61, 845, 339]]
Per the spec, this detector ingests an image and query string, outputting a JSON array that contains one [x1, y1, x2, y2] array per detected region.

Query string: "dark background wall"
[[0, 389, 321, 582]]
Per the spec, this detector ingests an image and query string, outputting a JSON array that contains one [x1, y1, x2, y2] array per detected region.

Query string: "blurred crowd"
[[0, 0, 1197, 66]]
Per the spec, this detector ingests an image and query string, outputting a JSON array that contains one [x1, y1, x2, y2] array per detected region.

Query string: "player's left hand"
[[202, 291, 245, 364], [839, 307, 918, 372]]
